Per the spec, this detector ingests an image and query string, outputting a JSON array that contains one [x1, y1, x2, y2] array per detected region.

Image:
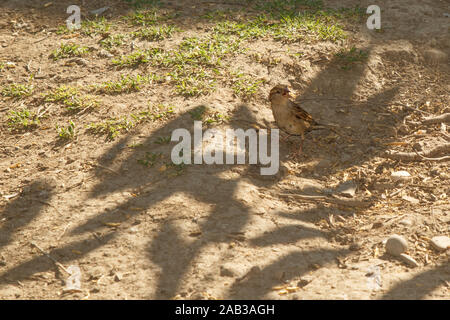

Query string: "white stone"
[[385, 234, 408, 256], [399, 253, 419, 268], [430, 236, 450, 251], [391, 171, 412, 182]]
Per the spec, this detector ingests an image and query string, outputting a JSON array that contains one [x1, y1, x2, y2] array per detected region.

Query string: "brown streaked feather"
[[288, 100, 320, 133]]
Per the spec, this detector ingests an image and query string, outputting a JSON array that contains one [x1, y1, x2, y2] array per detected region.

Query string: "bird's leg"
[[280, 132, 291, 142], [296, 134, 305, 157]]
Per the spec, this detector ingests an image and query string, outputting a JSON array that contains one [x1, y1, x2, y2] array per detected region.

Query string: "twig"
[[392, 103, 431, 115], [278, 193, 371, 208], [57, 223, 71, 241], [89, 162, 120, 175], [384, 143, 450, 161], [422, 113, 450, 125], [414, 149, 450, 161], [33, 36, 48, 43], [30, 242, 70, 274]]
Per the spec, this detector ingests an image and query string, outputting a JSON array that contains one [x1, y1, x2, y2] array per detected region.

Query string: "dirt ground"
[[0, 0, 449, 300]]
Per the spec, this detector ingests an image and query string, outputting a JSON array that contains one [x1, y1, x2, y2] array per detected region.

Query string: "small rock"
[[114, 272, 123, 282], [385, 234, 408, 256], [399, 253, 419, 268], [98, 49, 114, 58], [430, 236, 450, 252], [399, 218, 414, 226], [335, 180, 357, 197], [391, 171, 412, 182], [128, 226, 138, 234]]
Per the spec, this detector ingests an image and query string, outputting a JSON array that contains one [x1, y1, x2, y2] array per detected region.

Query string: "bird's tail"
[[311, 122, 339, 133]]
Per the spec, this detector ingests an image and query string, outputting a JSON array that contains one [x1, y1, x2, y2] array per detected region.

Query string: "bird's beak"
[[283, 89, 291, 98]]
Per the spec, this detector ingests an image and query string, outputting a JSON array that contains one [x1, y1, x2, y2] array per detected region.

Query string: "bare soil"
[[0, 0, 449, 299]]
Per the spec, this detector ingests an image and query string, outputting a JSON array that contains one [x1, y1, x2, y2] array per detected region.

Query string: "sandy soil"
[[0, 0, 449, 299]]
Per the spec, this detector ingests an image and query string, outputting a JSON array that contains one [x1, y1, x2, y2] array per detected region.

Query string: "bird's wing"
[[289, 101, 316, 125]]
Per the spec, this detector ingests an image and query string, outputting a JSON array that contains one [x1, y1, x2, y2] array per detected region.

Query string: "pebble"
[[336, 180, 357, 198], [430, 236, 450, 252], [399, 218, 414, 227], [114, 272, 123, 282], [385, 234, 408, 256], [391, 171, 412, 182], [399, 253, 419, 268]]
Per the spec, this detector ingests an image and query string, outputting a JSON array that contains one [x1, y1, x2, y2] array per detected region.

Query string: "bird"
[[268, 84, 335, 155]]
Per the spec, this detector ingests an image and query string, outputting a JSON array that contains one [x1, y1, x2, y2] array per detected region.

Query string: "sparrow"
[[269, 84, 334, 155]]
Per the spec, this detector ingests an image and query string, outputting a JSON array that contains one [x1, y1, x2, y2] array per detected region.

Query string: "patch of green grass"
[[273, 13, 346, 42], [214, 12, 346, 43], [125, 8, 175, 26], [251, 52, 281, 66], [87, 104, 174, 140], [99, 34, 126, 50], [7, 108, 40, 131], [213, 16, 271, 40], [165, 161, 186, 177], [56, 25, 73, 35], [154, 136, 171, 144], [132, 25, 179, 41], [189, 105, 207, 120], [51, 43, 89, 60], [1, 83, 33, 98], [82, 17, 111, 36], [113, 34, 241, 96], [169, 68, 217, 97], [128, 142, 144, 148], [43, 85, 99, 111], [112, 49, 160, 68], [0, 62, 4, 72], [131, 104, 175, 122], [56, 120, 76, 140], [335, 46, 368, 69], [87, 117, 135, 141], [230, 72, 264, 100], [92, 74, 159, 94], [189, 105, 229, 125], [137, 151, 162, 167]]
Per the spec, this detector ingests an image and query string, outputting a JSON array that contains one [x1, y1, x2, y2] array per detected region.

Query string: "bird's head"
[[269, 84, 291, 102]]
